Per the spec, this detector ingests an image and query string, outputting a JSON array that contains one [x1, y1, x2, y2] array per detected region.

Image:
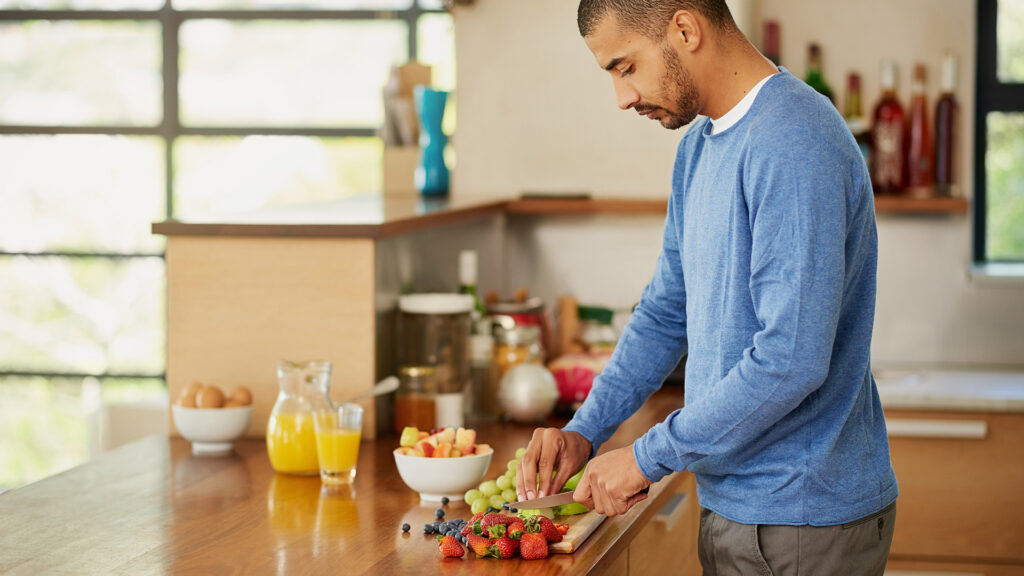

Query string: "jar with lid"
[[396, 293, 472, 429], [393, 365, 437, 433], [578, 305, 619, 353], [266, 359, 333, 475], [492, 321, 543, 389]]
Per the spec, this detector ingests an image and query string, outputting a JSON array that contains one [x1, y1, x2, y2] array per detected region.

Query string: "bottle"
[[844, 72, 870, 168], [267, 360, 333, 475], [577, 305, 619, 354], [763, 21, 780, 66], [458, 250, 486, 320], [871, 61, 907, 194], [804, 43, 834, 104], [935, 54, 958, 196], [907, 63, 935, 196]]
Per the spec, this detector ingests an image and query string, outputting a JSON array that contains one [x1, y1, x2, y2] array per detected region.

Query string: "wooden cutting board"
[[549, 510, 606, 554]]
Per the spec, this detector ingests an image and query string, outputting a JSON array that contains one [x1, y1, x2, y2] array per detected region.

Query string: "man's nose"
[[613, 79, 640, 110]]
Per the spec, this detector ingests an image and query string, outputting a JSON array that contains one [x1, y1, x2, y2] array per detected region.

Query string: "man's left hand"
[[573, 444, 651, 517]]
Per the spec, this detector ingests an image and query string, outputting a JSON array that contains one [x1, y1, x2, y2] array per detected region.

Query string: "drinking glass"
[[313, 403, 363, 487]]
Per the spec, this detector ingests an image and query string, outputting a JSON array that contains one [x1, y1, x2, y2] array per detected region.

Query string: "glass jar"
[[266, 359, 333, 475], [492, 322, 542, 388], [397, 293, 473, 429], [578, 305, 619, 353], [393, 365, 437, 434]]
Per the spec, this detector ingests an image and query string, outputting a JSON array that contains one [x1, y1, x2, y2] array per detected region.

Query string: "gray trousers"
[[698, 502, 896, 576]]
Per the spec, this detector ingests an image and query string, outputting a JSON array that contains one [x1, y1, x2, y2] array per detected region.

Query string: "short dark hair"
[[578, 0, 736, 39]]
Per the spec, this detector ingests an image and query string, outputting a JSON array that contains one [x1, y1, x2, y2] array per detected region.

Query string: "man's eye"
[[620, 66, 634, 77]]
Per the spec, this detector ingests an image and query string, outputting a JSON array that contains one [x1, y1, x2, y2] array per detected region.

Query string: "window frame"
[[0, 1, 442, 383], [974, 0, 1024, 263]]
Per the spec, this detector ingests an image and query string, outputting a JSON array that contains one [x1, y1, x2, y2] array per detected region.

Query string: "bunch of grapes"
[[464, 447, 526, 514]]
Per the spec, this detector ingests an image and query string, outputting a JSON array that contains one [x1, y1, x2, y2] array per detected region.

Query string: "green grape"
[[489, 494, 506, 510], [470, 498, 489, 515], [480, 480, 500, 497], [506, 459, 518, 473], [496, 475, 513, 491], [515, 447, 527, 458], [501, 489, 517, 503], [464, 489, 483, 505]]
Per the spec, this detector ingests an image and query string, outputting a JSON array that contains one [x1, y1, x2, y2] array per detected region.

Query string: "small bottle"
[[763, 21, 780, 66], [935, 54, 958, 196], [871, 61, 907, 194], [804, 43, 834, 104], [458, 250, 486, 320], [844, 72, 870, 167], [907, 63, 935, 196]]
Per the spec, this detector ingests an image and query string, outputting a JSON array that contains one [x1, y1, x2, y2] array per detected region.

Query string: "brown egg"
[[176, 382, 203, 407], [195, 385, 225, 409], [226, 386, 253, 407]]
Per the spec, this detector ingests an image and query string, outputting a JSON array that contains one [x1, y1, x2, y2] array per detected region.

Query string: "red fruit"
[[437, 535, 464, 558], [555, 523, 570, 535], [486, 524, 507, 538], [519, 532, 549, 560], [460, 522, 474, 537], [480, 513, 515, 530], [487, 536, 518, 559], [466, 533, 491, 557], [536, 516, 563, 543], [507, 520, 526, 540]]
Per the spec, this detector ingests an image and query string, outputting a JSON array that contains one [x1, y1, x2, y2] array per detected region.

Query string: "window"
[[975, 0, 1024, 262], [0, 0, 454, 490]]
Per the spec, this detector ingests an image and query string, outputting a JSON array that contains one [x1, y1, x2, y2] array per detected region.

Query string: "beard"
[[634, 43, 701, 130]]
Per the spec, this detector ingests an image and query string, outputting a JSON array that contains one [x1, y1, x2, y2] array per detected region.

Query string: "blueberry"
[[501, 502, 509, 510], [441, 496, 450, 505], [402, 523, 410, 533], [423, 524, 434, 534], [510, 507, 518, 513], [447, 530, 457, 537], [435, 508, 445, 519]]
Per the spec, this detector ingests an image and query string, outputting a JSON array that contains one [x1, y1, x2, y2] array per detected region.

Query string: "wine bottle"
[[871, 61, 907, 194], [804, 43, 834, 104], [844, 72, 870, 167], [935, 54, 958, 196], [907, 63, 934, 196]]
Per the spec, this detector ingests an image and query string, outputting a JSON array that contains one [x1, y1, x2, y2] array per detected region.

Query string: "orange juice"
[[316, 429, 361, 475], [266, 411, 320, 475]]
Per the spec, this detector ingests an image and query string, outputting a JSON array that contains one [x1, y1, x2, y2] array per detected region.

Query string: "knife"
[[508, 486, 649, 509]]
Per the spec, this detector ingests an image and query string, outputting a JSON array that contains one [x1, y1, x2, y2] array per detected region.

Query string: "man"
[[515, 1, 898, 574]]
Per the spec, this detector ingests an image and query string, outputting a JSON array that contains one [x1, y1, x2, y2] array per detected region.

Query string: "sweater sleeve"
[[563, 192, 689, 456], [633, 122, 850, 483]]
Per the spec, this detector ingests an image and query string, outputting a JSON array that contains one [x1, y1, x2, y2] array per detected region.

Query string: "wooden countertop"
[[0, 388, 688, 575]]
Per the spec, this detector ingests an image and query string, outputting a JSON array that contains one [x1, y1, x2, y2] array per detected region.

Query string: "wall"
[[451, 0, 1024, 368]]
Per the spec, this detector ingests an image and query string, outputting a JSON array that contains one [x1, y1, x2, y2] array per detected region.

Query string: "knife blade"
[[509, 486, 649, 509]]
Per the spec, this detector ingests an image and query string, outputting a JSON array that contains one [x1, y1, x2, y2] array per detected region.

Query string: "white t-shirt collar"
[[709, 72, 777, 135]]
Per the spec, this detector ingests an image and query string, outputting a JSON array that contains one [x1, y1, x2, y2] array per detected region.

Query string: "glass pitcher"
[[266, 359, 333, 475]]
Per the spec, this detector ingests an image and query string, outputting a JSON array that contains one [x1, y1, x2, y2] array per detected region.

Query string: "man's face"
[[584, 14, 701, 130]]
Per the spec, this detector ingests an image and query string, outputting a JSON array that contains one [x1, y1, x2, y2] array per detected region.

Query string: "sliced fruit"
[[455, 427, 476, 454], [399, 426, 420, 447]]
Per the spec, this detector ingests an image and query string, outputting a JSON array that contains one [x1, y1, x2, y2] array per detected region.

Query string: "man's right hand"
[[516, 428, 592, 503]]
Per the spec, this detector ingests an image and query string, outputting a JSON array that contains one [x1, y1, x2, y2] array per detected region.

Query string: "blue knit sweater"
[[564, 69, 898, 526]]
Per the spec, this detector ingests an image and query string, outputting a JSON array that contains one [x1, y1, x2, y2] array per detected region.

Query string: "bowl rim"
[[172, 404, 253, 413]]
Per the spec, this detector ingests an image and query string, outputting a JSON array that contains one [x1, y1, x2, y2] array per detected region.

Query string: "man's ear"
[[671, 10, 702, 53]]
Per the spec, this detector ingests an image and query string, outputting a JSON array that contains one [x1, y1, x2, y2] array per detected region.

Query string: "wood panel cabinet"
[[885, 410, 1024, 568], [626, 472, 701, 575]]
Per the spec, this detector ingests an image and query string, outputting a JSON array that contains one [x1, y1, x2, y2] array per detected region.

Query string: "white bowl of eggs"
[[172, 382, 254, 454]]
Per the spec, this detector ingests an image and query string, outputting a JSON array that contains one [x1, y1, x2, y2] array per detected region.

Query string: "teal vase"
[[414, 86, 450, 197]]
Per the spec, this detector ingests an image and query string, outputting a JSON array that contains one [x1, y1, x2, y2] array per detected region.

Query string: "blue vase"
[[414, 86, 450, 197]]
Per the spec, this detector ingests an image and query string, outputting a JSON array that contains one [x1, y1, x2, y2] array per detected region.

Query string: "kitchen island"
[[0, 388, 697, 575]]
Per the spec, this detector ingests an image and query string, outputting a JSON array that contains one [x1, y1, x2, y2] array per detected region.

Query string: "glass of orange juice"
[[314, 402, 363, 487]]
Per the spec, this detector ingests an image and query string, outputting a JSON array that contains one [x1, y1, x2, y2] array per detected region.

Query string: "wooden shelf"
[[505, 196, 667, 215], [873, 195, 969, 214]]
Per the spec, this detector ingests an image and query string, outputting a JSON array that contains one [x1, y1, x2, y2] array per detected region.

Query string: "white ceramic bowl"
[[393, 449, 493, 502], [172, 405, 252, 454]]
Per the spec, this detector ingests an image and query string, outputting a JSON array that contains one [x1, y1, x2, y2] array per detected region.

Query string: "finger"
[[517, 428, 544, 501], [593, 477, 612, 517], [625, 490, 649, 511], [536, 429, 564, 497], [574, 466, 594, 509]]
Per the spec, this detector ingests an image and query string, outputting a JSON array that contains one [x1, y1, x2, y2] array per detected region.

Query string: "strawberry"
[[460, 522, 474, 537], [480, 513, 515, 530], [486, 524, 507, 538], [487, 536, 518, 559], [555, 523, 570, 535], [519, 532, 549, 560], [437, 535, 464, 558], [466, 533, 491, 557], [507, 520, 526, 540], [536, 516, 563, 543]]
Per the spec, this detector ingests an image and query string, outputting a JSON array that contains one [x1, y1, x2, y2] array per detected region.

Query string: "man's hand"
[[573, 444, 651, 517], [516, 428, 591, 502]]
